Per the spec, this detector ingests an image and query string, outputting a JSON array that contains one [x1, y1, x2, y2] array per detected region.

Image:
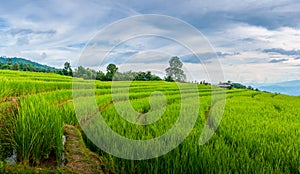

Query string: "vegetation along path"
[[64, 125, 112, 174]]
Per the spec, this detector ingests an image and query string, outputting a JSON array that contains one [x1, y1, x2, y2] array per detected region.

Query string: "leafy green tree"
[[105, 64, 118, 81], [113, 71, 135, 81], [150, 75, 162, 81], [56, 70, 63, 75], [133, 71, 162, 81], [11, 62, 19, 70], [7, 58, 12, 65], [73, 66, 99, 79], [164, 76, 174, 82], [135, 72, 146, 81], [232, 83, 246, 89], [145, 71, 152, 81], [96, 71, 106, 81], [86, 68, 95, 79], [63, 62, 73, 76], [0, 63, 10, 70], [165, 56, 186, 82], [75, 66, 86, 78], [26, 64, 34, 71]]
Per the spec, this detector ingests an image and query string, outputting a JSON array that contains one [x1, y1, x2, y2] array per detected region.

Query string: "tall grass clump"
[[0, 100, 19, 161], [13, 96, 63, 165]]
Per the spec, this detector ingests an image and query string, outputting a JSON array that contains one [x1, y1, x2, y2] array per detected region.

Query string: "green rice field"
[[0, 69, 300, 173]]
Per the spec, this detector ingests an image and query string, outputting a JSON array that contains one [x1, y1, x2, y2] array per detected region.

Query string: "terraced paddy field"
[[0, 70, 300, 173]]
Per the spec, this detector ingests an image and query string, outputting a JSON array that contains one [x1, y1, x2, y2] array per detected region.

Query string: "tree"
[[0, 63, 10, 70], [113, 71, 135, 81], [96, 71, 106, 81], [135, 72, 146, 81], [75, 66, 86, 78], [22, 63, 34, 71], [7, 58, 12, 65], [11, 62, 19, 70], [145, 71, 152, 81], [63, 62, 73, 76], [133, 71, 162, 81], [105, 64, 118, 81], [165, 56, 186, 82], [164, 76, 174, 82]]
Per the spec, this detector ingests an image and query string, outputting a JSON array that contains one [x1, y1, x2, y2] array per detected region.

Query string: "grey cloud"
[[181, 53, 213, 64], [245, 58, 267, 64], [120, 0, 300, 30], [269, 58, 289, 63], [181, 51, 240, 64], [216, 52, 240, 57], [263, 48, 300, 56], [8, 28, 56, 36]]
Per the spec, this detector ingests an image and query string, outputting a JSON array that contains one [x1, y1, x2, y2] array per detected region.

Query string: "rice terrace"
[[0, 66, 300, 173], [1, 1, 300, 173]]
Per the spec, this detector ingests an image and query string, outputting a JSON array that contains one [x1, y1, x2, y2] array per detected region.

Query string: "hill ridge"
[[0, 57, 57, 71]]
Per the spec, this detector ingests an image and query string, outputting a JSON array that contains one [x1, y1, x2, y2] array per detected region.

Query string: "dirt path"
[[64, 125, 112, 174]]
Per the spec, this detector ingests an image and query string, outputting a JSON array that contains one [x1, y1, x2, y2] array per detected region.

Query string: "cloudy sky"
[[0, 0, 300, 84]]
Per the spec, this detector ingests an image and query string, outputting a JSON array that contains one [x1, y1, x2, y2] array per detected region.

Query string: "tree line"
[[73, 63, 163, 81], [1, 56, 187, 82], [71, 56, 186, 82], [1, 56, 258, 90]]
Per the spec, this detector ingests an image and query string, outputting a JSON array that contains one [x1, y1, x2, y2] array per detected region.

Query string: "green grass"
[[0, 70, 300, 173], [14, 96, 63, 165]]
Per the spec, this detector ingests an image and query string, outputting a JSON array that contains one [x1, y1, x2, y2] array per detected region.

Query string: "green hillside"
[[0, 57, 57, 71], [0, 70, 300, 173]]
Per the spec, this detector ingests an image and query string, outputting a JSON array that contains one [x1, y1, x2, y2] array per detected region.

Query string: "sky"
[[0, 0, 300, 84]]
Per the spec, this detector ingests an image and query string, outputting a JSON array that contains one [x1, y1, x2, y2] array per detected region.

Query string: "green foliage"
[[7, 58, 11, 65], [0, 160, 3, 170], [112, 71, 162, 81], [0, 57, 57, 72], [133, 71, 162, 81], [165, 56, 186, 82], [0, 63, 10, 70], [164, 75, 174, 82], [74, 64, 162, 81], [14, 97, 63, 165], [11, 62, 19, 71], [106, 63, 118, 81], [232, 82, 246, 89], [62, 62, 73, 76], [73, 66, 101, 80], [96, 70, 105, 80], [19, 63, 34, 71]]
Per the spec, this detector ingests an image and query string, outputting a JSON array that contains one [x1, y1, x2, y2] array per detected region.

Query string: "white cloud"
[[208, 23, 300, 51], [0, 0, 300, 84]]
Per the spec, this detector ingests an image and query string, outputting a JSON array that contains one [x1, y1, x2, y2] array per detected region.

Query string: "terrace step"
[[63, 125, 112, 174]]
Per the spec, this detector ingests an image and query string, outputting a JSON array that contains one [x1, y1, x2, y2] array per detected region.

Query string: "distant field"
[[0, 70, 300, 173]]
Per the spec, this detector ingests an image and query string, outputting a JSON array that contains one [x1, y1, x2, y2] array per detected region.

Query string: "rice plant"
[[1, 70, 300, 173]]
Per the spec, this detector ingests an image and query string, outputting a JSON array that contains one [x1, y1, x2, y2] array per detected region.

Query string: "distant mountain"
[[257, 80, 300, 96], [0, 57, 57, 71]]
